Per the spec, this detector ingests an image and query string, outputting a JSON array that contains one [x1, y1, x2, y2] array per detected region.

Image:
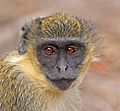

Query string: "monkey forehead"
[[35, 37, 88, 47]]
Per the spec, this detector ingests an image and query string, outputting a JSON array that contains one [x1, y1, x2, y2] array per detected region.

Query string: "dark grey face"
[[36, 38, 86, 90]]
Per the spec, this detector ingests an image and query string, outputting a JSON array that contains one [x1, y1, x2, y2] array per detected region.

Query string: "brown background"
[[0, 0, 120, 111]]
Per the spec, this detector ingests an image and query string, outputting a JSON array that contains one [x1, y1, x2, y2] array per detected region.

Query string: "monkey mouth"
[[47, 77, 76, 91]]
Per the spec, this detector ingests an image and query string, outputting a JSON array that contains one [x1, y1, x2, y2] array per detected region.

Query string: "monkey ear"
[[17, 22, 30, 55], [17, 17, 42, 55]]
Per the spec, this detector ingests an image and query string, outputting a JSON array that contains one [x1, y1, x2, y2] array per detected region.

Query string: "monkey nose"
[[56, 65, 68, 73]]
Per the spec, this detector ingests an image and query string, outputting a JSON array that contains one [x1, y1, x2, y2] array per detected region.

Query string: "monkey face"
[[18, 13, 95, 91], [36, 37, 86, 91]]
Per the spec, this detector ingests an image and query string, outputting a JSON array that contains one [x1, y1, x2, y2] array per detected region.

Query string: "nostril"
[[56, 65, 68, 73], [56, 66, 60, 72], [65, 66, 68, 71]]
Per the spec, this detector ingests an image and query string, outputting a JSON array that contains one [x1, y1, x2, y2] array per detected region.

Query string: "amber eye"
[[44, 47, 56, 55], [66, 46, 78, 55]]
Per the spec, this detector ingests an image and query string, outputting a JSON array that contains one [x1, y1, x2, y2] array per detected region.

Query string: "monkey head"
[[18, 13, 95, 91]]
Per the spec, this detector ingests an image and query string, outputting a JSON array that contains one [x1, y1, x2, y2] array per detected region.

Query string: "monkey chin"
[[48, 78, 77, 91]]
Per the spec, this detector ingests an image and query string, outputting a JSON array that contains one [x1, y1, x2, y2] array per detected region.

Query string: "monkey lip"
[[47, 78, 76, 91]]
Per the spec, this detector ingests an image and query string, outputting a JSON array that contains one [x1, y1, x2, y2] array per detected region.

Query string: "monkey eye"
[[66, 46, 78, 55], [44, 46, 56, 55]]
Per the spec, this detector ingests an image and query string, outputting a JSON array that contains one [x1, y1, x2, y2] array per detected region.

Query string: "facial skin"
[[36, 37, 86, 90]]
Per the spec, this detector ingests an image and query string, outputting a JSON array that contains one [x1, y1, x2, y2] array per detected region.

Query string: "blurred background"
[[0, 0, 120, 111]]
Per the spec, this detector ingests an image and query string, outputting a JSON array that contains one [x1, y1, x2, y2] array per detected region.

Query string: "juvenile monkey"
[[0, 13, 96, 111]]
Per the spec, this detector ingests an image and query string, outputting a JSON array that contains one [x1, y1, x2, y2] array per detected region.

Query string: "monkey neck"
[[46, 89, 81, 111], [6, 52, 81, 111]]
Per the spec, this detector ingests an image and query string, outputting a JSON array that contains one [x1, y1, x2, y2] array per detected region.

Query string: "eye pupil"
[[44, 47, 55, 55]]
